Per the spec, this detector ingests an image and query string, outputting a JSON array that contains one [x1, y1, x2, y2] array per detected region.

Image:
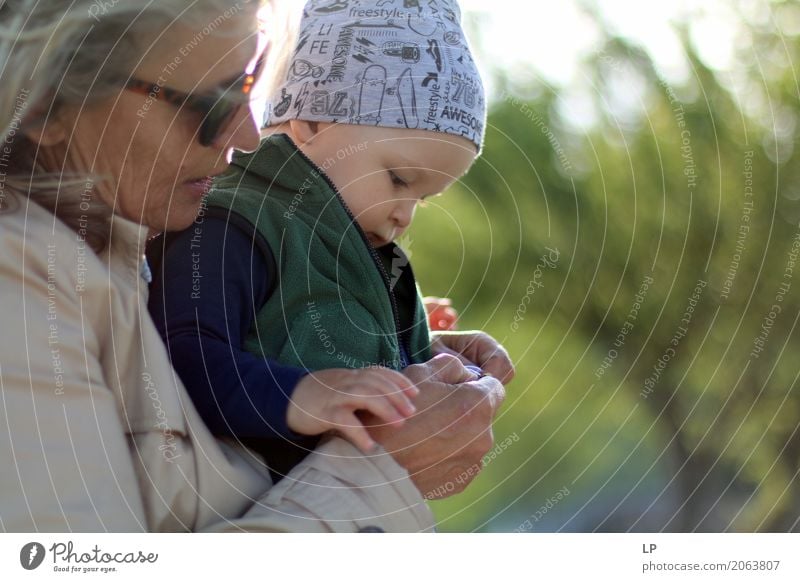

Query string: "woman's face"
[[44, 10, 264, 232]]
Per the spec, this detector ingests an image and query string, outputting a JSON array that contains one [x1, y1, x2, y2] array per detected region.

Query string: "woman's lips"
[[184, 176, 214, 199]]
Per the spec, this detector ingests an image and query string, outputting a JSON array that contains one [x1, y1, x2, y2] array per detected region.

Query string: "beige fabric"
[[0, 198, 434, 533]]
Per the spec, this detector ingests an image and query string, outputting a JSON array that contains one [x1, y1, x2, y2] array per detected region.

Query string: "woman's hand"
[[362, 354, 506, 499], [431, 331, 515, 385]]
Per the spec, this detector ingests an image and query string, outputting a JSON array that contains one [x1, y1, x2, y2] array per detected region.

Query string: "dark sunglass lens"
[[197, 70, 255, 146], [199, 100, 238, 146]]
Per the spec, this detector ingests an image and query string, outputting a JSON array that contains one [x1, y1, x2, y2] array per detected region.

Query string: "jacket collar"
[[103, 212, 151, 288], [230, 133, 337, 201]]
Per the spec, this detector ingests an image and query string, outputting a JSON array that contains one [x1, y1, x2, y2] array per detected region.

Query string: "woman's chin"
[[166, 214, 201, 232], [153, 203, 204, 233]]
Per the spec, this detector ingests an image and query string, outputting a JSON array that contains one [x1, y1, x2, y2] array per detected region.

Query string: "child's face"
[[298, 122, 477, 247]]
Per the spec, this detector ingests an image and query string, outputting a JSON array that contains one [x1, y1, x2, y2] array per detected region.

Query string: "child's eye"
[[389, 170, 408, 188]]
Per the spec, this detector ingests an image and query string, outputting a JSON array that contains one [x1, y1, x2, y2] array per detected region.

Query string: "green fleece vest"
[[205, 134, 432, 371]]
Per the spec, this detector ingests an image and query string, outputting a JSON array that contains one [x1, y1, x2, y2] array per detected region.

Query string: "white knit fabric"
[[266, 0, 486, 149]]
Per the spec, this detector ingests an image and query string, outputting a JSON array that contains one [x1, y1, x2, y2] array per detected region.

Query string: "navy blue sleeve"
[[147, 215, 308, 440]]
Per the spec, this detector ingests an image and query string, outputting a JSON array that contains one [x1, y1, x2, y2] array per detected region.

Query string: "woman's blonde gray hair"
[[0, 0, 263, 252]]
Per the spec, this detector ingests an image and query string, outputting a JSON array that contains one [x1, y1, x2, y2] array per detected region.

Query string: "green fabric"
[[205, 133, 432, 371]]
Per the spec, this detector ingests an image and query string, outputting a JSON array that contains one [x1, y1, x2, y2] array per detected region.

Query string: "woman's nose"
[[215, 103, 261, 153]]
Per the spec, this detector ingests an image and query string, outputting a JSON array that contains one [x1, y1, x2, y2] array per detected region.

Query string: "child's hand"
[[424, 296, 459, 331], [287, 368, 419, 453]]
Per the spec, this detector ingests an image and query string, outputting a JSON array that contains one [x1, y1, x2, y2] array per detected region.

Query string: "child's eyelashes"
[[418, 192, 441, 208], [386, 169, 440, 208], [388, 170, 408, 188]]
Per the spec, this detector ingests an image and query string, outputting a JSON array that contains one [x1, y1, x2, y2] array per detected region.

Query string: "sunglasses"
[[126, 58, 262, 147]]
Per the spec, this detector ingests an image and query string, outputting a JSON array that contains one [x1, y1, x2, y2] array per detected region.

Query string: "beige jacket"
[[0, 199, 434, 532]]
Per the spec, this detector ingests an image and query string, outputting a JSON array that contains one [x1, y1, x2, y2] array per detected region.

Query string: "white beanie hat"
[[266, 0, 486, 150]]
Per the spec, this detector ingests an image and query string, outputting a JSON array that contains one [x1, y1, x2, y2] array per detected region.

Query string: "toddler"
[[149, 0, 488, 475]]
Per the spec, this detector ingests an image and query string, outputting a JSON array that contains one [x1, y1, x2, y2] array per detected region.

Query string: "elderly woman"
[[0, 0, 510, 532]]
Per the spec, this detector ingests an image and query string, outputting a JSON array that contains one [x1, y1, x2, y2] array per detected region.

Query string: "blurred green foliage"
[[407, 1, 800, 531]]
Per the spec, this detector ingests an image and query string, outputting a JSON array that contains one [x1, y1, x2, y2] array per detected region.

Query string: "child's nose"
[[391, 200, 417, 228]]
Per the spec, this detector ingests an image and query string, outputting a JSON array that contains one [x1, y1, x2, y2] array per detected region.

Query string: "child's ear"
[[288, 119, 321, 145]]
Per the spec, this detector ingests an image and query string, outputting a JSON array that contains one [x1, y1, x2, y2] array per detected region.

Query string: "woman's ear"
[[288, 119, 321, 145], [22, 115, 69, 147]]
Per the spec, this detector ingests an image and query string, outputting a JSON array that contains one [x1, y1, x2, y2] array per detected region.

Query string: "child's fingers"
[[347, 386, 409, 426], [348, 369, 417, 404], [368, 367, 417, 391], [331, 411, 377, 454], [362, 370, 418, 414]]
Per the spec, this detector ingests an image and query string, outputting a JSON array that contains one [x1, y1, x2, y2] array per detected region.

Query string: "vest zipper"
[[287, 138, 411, 368]]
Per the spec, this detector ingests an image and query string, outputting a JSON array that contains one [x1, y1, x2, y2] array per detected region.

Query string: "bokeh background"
[[404, 0, 800, 531]]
